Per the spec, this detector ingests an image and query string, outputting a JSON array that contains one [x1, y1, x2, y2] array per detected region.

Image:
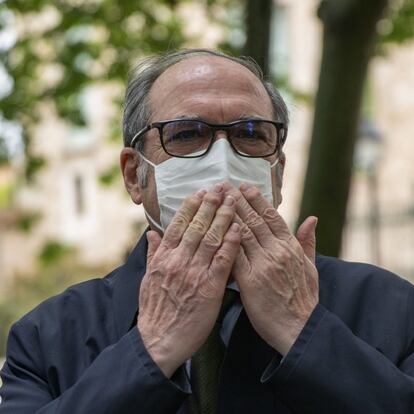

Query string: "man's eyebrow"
[[174, 114, 202, 120], [238, 115, 267, 121], [173, 114, 268, 122]]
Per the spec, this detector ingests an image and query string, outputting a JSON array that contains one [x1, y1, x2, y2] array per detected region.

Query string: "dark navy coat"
[[1, 233, 414, 413]]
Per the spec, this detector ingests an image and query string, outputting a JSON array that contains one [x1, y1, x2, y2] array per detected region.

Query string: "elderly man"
[[1, 49, 414, 414]]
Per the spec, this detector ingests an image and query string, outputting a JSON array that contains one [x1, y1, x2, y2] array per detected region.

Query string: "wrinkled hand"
[[223, 182, 319, 356], [137, 184, 241, 378]]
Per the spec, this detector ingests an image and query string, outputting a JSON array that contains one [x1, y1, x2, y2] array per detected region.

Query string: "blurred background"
[[0, 0, 414, 357]]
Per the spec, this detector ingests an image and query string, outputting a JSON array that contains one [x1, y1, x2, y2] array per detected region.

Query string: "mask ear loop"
[[137, 150, 157, 168], [136, 150, 165, 233], [270, 157, 279, 168], [143, 207, 164, 233]]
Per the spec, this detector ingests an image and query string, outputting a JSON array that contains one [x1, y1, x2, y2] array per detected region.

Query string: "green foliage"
[[379, 0, 414, 45], [15, 211, 41, 232], [0, 182, 12, 208], [0, 138, 9, 165], [0, 0, 187, 171], [38, 240, 73, 266], [25, 155, 46, 182], [98, 162, 121, 186]]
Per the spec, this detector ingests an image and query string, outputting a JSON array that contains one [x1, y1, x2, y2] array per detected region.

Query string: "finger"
[[208, 223, 241, 288], [162, 190, 206, 249], [296, 216, 318, 264], [222, 184, 273, 248], [141, 231, 162, 309], [231, 246, 250, 286], [179, 185, 224, 257], [193, 194, 237, 265], [239, 182, 291, 241], [146, 230, 162, 265], [233, 214, 263, 260]]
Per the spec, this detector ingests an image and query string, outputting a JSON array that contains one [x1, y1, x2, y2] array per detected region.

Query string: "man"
[[1, 49, 414, 413]]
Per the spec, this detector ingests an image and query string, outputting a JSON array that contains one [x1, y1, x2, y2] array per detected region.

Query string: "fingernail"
[[230, 223, 240, 232], [239, 182, 251, 192], [223, 195, 235, 206], [213, 183, 223, 193]]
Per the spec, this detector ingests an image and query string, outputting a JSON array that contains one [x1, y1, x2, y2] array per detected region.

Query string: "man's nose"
[[213, 130, 229, 143]]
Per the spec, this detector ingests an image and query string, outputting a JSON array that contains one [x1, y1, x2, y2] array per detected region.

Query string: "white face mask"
[[139, 139, 278, 232]]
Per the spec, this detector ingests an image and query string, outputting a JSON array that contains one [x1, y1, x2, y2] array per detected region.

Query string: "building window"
[[74, 174, 85, 216], [269, 3, 289, 79]]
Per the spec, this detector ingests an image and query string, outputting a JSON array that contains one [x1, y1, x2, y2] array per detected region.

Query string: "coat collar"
[[112, 230, 149, 337]]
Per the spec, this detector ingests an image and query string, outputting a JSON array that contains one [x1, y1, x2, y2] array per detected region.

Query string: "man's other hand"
[[223, 182, 319, 356], [137, 184, 241, 378]]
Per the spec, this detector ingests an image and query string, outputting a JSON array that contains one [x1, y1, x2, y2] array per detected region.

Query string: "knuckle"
[[246, 186, 261, 199], [166, 258, 183, 277], [204, 192, 221, 207], [202, 230, 222, 250], [184, 194, 201, 210], [224, 228, 241, 245], [163, 222, 183, 238], [216, 206, 234, 220], [214, 251, 232, 268], [277, 248, 291, 266], [188, 217, 208, 236], [172, 213, 188, 228], [241, 223, 255, 240], [227, 189, 242, 203], [263, 207, 278, 220], [245, 210, 264, 228]]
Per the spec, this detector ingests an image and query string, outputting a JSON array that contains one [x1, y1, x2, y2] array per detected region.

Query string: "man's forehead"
[[146, 55, 273, 122], [150, 55, 266, 98]]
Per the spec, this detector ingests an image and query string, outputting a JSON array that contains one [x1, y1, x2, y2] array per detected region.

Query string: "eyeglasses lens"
[[230, 121, 276, 157], [163, 121, 210, 157], [162, 120, 278, 157]]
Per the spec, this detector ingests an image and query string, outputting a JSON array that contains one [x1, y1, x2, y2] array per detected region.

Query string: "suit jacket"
[[1, 232, 414, 413]]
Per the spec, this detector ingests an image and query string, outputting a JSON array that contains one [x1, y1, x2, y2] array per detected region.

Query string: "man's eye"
[[234, 128, 266, 141], [169, 129, 202, 141]]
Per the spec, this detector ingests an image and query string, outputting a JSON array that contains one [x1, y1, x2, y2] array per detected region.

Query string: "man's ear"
[[120, 148, 142, 205]]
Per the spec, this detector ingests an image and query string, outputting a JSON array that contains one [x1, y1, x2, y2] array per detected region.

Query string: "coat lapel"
[[112, 231, 148, 338]]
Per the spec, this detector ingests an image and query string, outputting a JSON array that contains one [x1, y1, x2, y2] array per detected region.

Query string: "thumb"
[[146, 230, 162, 265], [296, 216, 318, 264]]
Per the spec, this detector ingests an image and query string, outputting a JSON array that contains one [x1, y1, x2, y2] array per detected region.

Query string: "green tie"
[[189, 289, 239, 414]]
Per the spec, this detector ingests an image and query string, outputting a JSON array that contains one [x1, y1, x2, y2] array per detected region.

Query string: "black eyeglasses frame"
[[129, 118, 288, 159]]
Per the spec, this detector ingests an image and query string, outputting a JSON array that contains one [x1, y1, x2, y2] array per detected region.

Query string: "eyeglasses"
[[130, 118, 288, 158]]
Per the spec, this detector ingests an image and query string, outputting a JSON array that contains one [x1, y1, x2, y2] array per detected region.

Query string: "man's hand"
[[223, 182, 319, 356], [137, 184, 241, 378]]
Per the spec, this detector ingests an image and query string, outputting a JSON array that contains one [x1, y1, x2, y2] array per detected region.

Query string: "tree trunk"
[[243, 0, 273, 76], [297, 0, 389, 257]]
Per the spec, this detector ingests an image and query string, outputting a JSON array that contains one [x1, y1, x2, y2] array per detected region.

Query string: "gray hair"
[[122, 48, 289, 187]]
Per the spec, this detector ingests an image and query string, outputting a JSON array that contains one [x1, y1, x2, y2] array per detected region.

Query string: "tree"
[[242, 0, 272, 76], [0, 0, 186, 179], [297, 0, 390, 257]]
